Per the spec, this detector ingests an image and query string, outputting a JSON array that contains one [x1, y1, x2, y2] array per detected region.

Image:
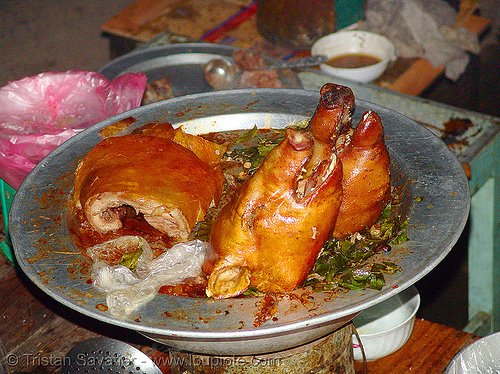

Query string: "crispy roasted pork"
[[73, 125, 225, 242], [332, 110, 391, 237]]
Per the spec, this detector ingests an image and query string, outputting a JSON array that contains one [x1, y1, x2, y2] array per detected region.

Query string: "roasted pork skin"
[[73, 134, 224, 241], [309, 82, 355, 143], [308, 83, 391, 238], [207, 83, 391, 298]]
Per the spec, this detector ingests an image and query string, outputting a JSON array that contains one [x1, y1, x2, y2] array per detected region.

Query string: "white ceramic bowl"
[[446, 331, 500, 373], [311, 30, 396, 83], [352, 286, 420, 361]]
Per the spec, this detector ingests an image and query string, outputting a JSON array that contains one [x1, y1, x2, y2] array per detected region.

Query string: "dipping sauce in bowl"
[[326, 54, 382, 69], [312, 31, 396, 83]]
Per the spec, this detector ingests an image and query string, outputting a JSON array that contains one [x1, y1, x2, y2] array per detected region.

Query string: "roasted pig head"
[[207, 128, 343, 299], [73, 131, 224, 242]]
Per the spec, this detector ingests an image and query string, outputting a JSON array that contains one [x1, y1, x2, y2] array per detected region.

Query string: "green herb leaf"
[[119, 247, 143, 272], [257, 142, 277, 158], [368, 273, 386, 290], [305, 198, 408, 292], [371, 262, 401, 274], [391, 229, 408, 245], [235, 126, 260, 144]]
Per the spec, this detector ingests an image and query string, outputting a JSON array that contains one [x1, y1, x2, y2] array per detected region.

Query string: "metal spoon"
[[61, 337, 163, 374], [204, 55, 327, 90], [204, 58, 241, 90]]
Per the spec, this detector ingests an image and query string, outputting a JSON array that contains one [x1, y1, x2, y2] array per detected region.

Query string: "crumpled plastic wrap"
[[445, 331, 500, 373], [356, 0, 480, 80], [0, 70, 147, 189], [88, 236, 208, 319]]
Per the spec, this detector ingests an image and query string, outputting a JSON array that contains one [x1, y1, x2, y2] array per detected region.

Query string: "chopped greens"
[[228, 121, 309, 174], [228, 126, 284, 173], [243, 286, 261, 297], [235, 126, 260, 144], [304, 202, 408, 292]]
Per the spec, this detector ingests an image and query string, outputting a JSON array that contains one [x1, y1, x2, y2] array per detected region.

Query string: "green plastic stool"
[[1, 179, 16, 263]]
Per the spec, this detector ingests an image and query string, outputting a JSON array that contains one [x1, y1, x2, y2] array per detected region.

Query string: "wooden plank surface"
[[354, 319, 479, 373], [0, 251, 479, 374], [101, 0, 254, 42], [101, 0, 490, 97], [387, 59, 444, 96]]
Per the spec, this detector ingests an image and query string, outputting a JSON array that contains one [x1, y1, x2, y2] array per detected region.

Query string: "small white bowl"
[[311, 30, 396, 83], [446, 331, 500, 373], [352, 286, 420, 361]]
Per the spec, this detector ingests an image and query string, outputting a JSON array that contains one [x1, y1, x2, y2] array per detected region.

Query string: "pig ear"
[[352, 111, 384, 148]]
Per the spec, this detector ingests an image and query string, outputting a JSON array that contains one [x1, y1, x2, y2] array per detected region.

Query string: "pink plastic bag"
[[0, 70, 147, 189]]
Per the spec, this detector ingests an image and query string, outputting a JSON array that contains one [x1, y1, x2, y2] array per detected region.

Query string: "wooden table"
[[0, 254, 480, 373], [354, 319, 479, 373], [101, 0, 490, 96]]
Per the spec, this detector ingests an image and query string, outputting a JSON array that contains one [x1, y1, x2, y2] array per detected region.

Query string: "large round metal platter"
[[10, 88, 470, 356], [98, 42, 302, 97]]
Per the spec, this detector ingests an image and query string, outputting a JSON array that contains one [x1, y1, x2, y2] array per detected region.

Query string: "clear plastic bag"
[[446, 331, 500, 373], [89, 237, 208, 319], [0, 70, 147, 189]]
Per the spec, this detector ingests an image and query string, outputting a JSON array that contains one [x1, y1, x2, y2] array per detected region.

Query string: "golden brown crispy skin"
[[132, 122, 227, 167], [207, 128, 343, 298], [309, 83, 355, 142], [99, 116, 137, 138], [73, 133, 224, 241], [131, 121, 175, 138], [332, 111, 391, 237]]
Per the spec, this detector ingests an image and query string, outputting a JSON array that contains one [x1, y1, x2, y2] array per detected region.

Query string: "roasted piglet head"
[[207, 128, 343, 299], [73, 129, 225, 242]]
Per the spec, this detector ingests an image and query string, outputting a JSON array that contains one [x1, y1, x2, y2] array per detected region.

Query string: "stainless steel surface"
[[10, 88, 470, 356], [61, 337, 162, 374], [99, 43, 302, 96]]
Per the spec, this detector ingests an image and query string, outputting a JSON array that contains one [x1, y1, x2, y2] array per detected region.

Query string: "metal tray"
[[10, 88, 469, 356], [99, 43, 302, 97]]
